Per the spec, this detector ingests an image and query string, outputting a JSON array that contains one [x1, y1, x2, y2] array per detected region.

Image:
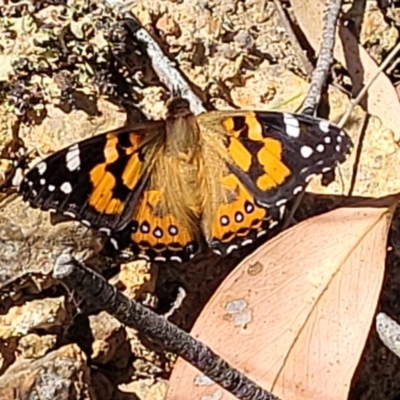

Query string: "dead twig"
[[376, 312, 400, 359], [302, 0, 343, 115], [338, 40, 400, 128], [273, 0, 314, 76], [282, 0, 342, 229], [121, 15, 206, 116], [53, 254, 280, 400]]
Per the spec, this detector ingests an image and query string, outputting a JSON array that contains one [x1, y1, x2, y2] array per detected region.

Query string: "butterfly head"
[[166, 97, 193, 119]]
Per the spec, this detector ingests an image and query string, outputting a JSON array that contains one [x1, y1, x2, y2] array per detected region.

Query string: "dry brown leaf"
[[289, 1, 400, 142], [166, 195, 399, 400]]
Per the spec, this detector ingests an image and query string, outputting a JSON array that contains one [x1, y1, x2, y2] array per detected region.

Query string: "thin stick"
[[338, 40, 400, 128], [53, 254, 280, 400], [302, 0, 343, 115], [273, 0, 314, 76], [103, 0, 206, 115], [282, 0, 342, 228], [376, 312, 400, 359], [122, 16, 206, 116]]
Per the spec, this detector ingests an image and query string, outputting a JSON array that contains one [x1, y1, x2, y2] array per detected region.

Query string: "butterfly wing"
[[18, 122, 164, 232], [206, 172, 281, 255], [220, 111, 352, 207], [113, 189, 199, 263], [198, 110, 352, 254]]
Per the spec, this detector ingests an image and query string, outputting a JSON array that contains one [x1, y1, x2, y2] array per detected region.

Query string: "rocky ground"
[[1, 0, 400, 399]]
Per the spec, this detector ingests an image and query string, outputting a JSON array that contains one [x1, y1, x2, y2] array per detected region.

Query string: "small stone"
[[155, 15, 182, 38], [234, 31, 254, 50]]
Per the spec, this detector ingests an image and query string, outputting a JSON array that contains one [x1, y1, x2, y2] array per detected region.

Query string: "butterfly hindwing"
[[113, 189, 199, 262], [206, 172, 281, 255], [19, 123, 164, 231]]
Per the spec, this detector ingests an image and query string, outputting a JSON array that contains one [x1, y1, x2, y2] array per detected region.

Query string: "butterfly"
[[18, 98, 353, 263]]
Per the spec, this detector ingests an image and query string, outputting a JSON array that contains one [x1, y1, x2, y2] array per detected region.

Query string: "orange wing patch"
[[223, 113, 291, 192], [130, 189, 198, 262], [222, 112, 261, 139], [89, 164, 124, 214], [88, 131, 145, 215], [226, 136, 252, 172], [255, 138, 291, 190], [207, 173, 275, 255]]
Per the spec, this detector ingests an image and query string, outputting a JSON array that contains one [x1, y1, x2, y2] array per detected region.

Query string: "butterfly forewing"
[[19, 124, 164, 231], [218, 111, 352, 207]]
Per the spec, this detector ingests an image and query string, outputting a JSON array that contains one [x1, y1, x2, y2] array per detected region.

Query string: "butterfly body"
[[19, 99, 353, 262]]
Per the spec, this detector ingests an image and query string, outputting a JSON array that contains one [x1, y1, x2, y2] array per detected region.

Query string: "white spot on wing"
[[275, 198, 287, 207], [153, 228, 163, 238], [300, 145, 313, 158], [63, 211, 76, 218], [169, 226, 178, 235], [65, 144, 81, 172], [279, 205, 286, 219], [154, 256, 167, 262], [257, 230, 267, 238], [99, 227, 111, 236], [255, 199, 268, 207], [316, 144, 325, 153], [48, 184, 56, 192], [170, 256, 183, 263], [36, 162, 47, 175], [245, 203, 254, 213], [39, 178, 46, 185], [293, 185, 303, 195], [269, 220, 279, 228], [241, 239, 253, 246], [141, 223, 150, 233], [235, 212, 244, 222], [12, 168, 24, 187], [60, 181, 73, 194], [319, 120, 330, 133], [226, 244, 239, 255], [283, 113, 300, 138], [305, 173, 315, 182], [324, 136, 332, 144], [220, 216, 229, 226]]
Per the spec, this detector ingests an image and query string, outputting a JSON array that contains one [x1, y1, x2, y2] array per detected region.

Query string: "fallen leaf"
[[289, 1, 400, 142], [166, 195, 399, 400]]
